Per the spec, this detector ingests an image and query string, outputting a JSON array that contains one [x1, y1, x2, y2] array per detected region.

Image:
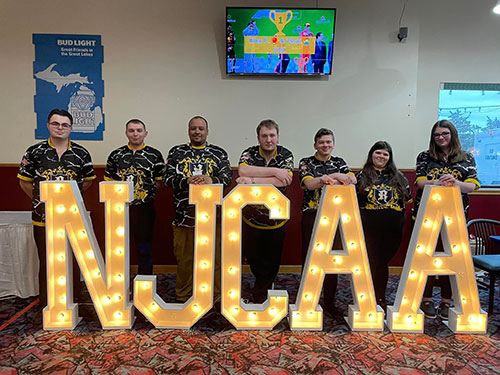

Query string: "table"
[[0, 211, 38, 298]]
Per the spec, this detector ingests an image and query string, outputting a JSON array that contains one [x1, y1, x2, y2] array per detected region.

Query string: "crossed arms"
[[237, 165, 292, 187]]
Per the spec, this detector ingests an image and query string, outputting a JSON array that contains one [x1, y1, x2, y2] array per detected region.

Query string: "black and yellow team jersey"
[[104, 144, 165, 205], [17, 139, 95, 226], [298, 154, 353, 212], [164, 143, 232, 228], [412, 150, 480, 219], [239, 145, 294, 229], [356, 169, 412, 212]]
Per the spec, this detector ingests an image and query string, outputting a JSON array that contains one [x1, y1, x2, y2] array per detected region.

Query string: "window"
[[438, 83, 500, 188]]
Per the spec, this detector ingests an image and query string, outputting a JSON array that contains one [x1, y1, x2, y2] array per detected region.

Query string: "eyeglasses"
[[433, 131, 451, 139], [49, 122, 72, 129]]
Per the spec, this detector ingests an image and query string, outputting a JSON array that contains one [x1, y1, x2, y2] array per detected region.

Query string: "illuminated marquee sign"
[[290, 186, 383, 331], [133, 184, 222, 329], [221, 185, 290, 330], [41, 182, 487, 333], [41, 181, 134, 330], [387, 186, 486, 334]]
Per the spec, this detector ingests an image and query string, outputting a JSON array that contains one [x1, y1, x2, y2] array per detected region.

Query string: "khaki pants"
[[173, 223, 221, 303]]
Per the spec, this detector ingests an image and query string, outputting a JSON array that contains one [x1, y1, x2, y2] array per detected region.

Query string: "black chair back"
[[466, 219, 500, 255]]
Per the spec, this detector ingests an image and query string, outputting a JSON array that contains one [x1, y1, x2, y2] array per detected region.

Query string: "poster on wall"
[[33, 34, 104, 140]]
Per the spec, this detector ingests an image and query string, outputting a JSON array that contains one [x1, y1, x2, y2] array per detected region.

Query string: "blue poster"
[[33, 34, 104, 140]]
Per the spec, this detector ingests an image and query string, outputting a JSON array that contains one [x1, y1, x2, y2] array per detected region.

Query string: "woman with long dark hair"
[[414, 120, 480, 319], [356, 141, 412, 311]]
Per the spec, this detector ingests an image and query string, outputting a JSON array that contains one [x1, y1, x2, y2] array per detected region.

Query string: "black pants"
[[301, 210, 338, 309], [33, 225, 82, 309], [242, 221, 286, 303], [361, 209, 405, 305], [130, 202, 156, 275]]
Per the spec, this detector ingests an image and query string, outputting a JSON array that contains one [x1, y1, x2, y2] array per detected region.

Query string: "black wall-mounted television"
[[226, 7, 336, 76]]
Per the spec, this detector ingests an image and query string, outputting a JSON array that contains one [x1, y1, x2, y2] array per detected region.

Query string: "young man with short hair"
[[237, 119, 294, 303], [299, 128, 356, 315], [104, 119, 165, 275], [18, 109, 96, 312]]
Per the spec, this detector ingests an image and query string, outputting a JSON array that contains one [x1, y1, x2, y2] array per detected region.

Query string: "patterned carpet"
[[1, 274, 499, 375]]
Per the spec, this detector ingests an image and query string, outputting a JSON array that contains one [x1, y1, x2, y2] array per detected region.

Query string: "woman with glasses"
[[356, 141, 411, 312], [413, 120, 480, 320]]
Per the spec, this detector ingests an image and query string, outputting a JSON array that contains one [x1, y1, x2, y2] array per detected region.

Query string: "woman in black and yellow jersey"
[[356, 141, 412, 312], [414, 120, 480, 319]]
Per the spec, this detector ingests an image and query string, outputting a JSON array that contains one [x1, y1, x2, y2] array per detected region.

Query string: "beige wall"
[[0, 0, 498, 168]]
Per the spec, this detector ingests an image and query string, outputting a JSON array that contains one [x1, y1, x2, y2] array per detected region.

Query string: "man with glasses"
[[104, 119, 165, 276], [18, 109, 95, 320]]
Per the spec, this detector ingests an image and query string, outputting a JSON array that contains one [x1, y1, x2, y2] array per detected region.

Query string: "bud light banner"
[[33, 34, 104, 140]]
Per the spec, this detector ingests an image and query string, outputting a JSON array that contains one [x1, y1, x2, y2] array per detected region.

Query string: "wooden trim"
[[0, 164, 446, 174], [3, 163, 498, 195], [140, 265, 303, 274], [1, 164, 415, 171], [470, 189, 500, 196], [1, 163, 110, 168], [0, 163, 483, 176], [389, 266, 402, 275], [0, 164, 426, 174], [139, 265, 403, 275], [349, 168, 418, 172]]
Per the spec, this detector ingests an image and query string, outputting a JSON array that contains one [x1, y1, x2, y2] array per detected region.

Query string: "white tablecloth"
[[0, 211, 38, 298]]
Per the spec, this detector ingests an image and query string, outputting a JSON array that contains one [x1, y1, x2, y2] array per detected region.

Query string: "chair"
[[466, 219, 500, 314], [467, 219, 500, 255]]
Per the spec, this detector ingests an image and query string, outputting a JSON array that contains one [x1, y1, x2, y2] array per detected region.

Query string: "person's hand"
[[197, 175, 213, 184], [430, 179, 440, 185], [275, 169, 293, 185], [331, 173, 350, 185], [236, 176, 252, 184], [438, 174, 456, 186], [319, 175, 336, 185], [347, 174, 357, 185], [431, 177, 446, 186], [187, 175, 213, 185]]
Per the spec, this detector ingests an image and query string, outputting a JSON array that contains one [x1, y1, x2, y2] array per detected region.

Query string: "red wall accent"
[[3, 166, 499, 266]]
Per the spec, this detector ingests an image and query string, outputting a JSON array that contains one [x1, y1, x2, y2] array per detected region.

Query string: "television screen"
[[226, 7, 336, 75]]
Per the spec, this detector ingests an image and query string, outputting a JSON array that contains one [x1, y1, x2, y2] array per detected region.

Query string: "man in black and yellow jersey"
[[18, 109, 96, 311], [164, 116, 232, 304], [298, 128, 356, 316], [105, 119, 165, 275], [237, 119, 294, 303]]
